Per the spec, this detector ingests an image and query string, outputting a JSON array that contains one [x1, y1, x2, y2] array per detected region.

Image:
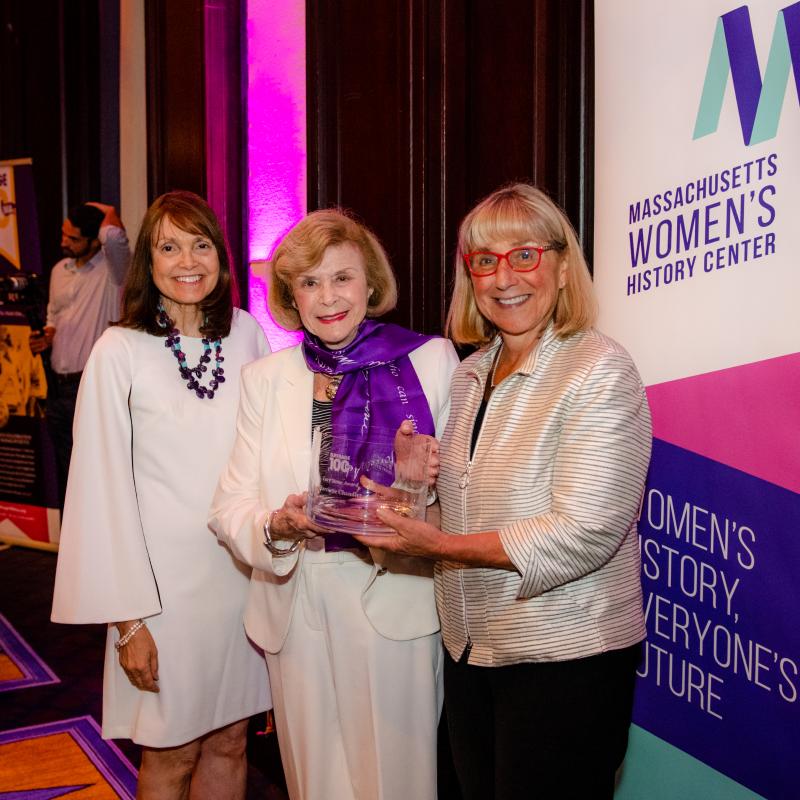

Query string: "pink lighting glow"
[[247, 0, 306, 350]]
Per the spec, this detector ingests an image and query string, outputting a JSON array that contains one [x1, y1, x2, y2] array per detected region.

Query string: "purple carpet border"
[[0, 614, 58, 693], [0, 715, 137, 799]]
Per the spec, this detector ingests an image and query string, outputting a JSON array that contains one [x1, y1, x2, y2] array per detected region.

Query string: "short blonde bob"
[[446, 183, 598, 346], [269, 208, 398, 331]]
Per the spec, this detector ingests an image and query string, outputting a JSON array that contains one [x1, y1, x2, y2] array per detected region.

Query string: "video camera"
[[0, 273, 40, 293], [0, 271, 46, 332]]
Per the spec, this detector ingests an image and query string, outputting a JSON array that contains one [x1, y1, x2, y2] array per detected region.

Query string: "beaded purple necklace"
[[157, 304, 226, 399]]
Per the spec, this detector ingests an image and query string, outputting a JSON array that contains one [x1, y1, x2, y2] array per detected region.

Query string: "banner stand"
[[0, 159, 61, 549], [595, 3, 799, 798]]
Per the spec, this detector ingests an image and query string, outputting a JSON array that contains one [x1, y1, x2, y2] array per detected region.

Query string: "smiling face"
[[150, 216, 221, 314], [470, 238, 567, 353], [291, 242, 371, 349]]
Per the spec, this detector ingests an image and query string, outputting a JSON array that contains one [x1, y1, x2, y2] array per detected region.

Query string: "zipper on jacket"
[[458, 460, 472, 654], [456, 378, 497, 663]]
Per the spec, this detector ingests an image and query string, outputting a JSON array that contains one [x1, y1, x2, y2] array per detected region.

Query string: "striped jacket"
[[436, 324, 651, 666]]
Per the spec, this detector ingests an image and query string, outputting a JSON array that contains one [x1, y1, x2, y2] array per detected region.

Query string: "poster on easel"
[[0, 159, 60, 551]]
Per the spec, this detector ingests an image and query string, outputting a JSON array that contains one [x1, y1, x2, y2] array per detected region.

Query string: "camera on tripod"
[[0, 271, 46, 333]]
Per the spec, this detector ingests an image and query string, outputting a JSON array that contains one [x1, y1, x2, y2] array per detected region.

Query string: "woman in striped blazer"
[[358, 183, 652, 799]]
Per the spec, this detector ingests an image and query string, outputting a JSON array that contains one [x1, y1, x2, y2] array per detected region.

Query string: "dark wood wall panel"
[[98, 1, 122, 207], [204, 0, 246, 301], [145, 0, 206, 200], [145, 0, 248, 300], [62, 3, 102, 210], [308, 0, 594, 335], [465, 2, 538, 193], [0, 0, 116, 272], [309, 0, 444, 333], [0, 1, 62, 270]]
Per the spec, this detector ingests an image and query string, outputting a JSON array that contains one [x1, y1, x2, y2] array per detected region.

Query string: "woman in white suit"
[[209, 209, 459, 800]]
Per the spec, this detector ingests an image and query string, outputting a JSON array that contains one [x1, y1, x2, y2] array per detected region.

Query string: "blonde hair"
[[269, 208, 398, 330], [446, 183, 597, 346]]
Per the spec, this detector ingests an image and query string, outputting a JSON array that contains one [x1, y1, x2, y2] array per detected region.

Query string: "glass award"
[[307, 426, 432, 535]]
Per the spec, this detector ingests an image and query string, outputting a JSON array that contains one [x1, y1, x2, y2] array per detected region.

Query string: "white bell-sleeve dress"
[[52, 308, 272, 747]]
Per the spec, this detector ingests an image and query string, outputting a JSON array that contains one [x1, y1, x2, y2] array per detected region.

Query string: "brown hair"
[[118, 191, 239, 339], [269, 208, 397, 330], [446, 183, 598, 346]]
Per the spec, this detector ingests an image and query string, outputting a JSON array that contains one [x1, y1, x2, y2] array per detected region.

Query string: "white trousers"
[[266, 551, 443, 800]]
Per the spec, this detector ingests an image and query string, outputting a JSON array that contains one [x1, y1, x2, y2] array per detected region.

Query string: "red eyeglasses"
[[463, 244, 565, 276]]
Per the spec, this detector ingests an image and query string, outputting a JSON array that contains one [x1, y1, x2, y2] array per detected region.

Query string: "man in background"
[[32, 202, 131, 506]]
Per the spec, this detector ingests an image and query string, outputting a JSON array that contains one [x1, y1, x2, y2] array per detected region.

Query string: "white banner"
[[596, 3, 800, 799], [0, 165, 20, 270], [596, 0, 800, 386]]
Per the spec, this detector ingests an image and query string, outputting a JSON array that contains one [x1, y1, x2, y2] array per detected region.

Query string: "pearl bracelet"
[[115, 619, 146, 652]]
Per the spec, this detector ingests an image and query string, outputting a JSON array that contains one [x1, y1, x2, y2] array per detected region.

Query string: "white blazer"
[[209, 337, 459, 654]]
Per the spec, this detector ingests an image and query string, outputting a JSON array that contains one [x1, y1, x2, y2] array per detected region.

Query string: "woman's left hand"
[[116, 621, 160, 693], [354, 507, 445, 559], [394, 420, 440, 488]]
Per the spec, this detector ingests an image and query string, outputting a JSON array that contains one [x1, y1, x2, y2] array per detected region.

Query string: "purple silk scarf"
[[303, 318, 436, 549]]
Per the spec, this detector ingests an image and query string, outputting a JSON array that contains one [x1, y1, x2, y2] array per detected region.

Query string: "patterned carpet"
[[0, 716, 137, 799], [0, 546, 287, 799], [0, 614, 58, 693]]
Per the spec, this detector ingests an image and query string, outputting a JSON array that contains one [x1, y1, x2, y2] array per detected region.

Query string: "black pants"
[[46, 374, 81, 509], [444, 643, 641, 800]]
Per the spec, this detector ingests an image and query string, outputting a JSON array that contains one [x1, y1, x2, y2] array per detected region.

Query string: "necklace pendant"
[[325, 375, 343, 401]]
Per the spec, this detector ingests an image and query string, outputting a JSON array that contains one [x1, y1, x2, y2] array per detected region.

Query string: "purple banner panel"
[[633, 438, 800, 800]]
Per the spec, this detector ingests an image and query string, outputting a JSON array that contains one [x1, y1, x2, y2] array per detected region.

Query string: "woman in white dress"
[[209, 209, 459, 800], [52, 191, 271, 800]]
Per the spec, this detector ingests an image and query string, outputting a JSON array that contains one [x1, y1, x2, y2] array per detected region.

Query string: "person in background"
[[36, 202, 131, 505], [52, 191, 271, 800], [209, 208, 460, 800], [360, 183, 652, 800]]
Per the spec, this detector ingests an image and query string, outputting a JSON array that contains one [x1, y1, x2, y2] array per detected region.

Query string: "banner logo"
[[694, 2, 800, 145]]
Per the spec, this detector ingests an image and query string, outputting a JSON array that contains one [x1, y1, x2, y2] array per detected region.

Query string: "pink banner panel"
[[647, 352, 800, 494]]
